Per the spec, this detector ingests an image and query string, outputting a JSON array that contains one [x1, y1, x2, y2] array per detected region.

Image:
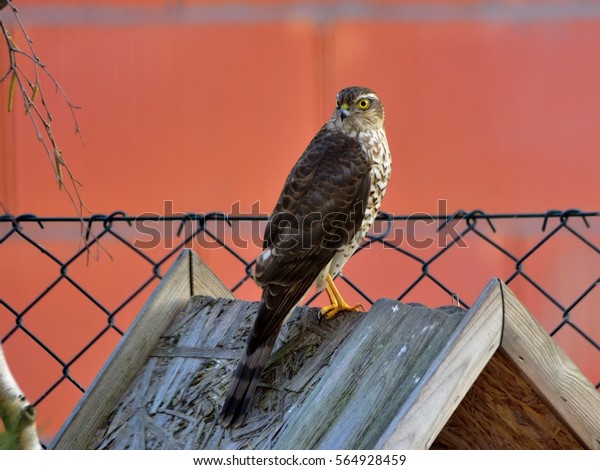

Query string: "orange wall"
[[1, 1, 599, 442], [3, 2, 600, 216]]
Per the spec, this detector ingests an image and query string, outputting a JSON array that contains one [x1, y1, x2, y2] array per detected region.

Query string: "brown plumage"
[[218, 86, 391, 428]]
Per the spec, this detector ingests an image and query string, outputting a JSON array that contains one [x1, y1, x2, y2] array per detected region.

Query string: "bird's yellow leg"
[[320, 274, 363, 320]]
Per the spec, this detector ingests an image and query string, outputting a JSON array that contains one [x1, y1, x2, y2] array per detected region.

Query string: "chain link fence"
[[1, 209, 599, 442]]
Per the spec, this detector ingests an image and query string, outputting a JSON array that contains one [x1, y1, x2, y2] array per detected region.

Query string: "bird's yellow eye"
[[357, 99, 370, 110]]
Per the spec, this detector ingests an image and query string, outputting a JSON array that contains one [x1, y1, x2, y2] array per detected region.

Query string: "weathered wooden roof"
[[51, 249, 600, 450]]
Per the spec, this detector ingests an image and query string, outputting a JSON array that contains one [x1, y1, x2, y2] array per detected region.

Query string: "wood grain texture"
[[499, 282, 600, 449], [85, 283, 502, 449], [50, 249, 222, 449], [87, 295, 482, 450], [51, 269, 600, 450], [189, 250, 234, 299], [432, 350, 584, 449], [274, 299, 472, 450], [89, 296, 365, 449], [379, 279, 503, 450]]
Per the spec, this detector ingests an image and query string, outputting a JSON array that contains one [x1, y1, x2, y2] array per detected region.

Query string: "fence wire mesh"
[[0, 209, 599, 441]]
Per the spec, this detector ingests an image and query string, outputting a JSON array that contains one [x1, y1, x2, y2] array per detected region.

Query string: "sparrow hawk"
[[219, 86, 392, 427]]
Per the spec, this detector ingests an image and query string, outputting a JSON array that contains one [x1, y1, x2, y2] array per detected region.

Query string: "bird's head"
[[328, 86, 385, 134]]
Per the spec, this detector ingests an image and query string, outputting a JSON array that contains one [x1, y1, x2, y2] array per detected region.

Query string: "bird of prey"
[[218, 86, 391, 428]]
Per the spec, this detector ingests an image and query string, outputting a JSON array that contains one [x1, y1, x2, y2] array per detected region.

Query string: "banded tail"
[[218, 324, 279, 428], [218, 280, 310, 428]]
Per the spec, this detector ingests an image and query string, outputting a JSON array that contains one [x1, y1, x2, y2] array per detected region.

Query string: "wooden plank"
[[51, 249, 232, 449], [499, 282, 600, 449], [274, 294, 495, 449], [433, 350, 584, 449], [189, 250, 235, 299], [151, 346, 240, 360], [379, 279, 504, 450]]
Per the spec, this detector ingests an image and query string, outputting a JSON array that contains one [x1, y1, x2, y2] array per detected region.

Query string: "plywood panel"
[[433, 351, 584, 449]]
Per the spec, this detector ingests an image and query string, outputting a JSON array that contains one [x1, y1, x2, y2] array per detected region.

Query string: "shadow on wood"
[[51, 249, 600, 450]]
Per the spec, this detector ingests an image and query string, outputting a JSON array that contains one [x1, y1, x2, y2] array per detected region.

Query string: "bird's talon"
[[319, 302, 362, 321]]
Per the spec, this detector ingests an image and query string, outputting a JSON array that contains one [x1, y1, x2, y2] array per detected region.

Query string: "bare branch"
[[0, 342, 42, 449], [0, 1, 110, 260], [1, 1, 85, 199]]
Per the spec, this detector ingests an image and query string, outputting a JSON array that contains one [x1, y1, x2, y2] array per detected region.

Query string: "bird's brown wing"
[[218, 127, 371, 427], [252, 126, 372, 343]]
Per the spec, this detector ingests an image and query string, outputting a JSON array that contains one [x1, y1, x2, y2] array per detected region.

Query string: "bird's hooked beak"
[[339, 102, 350, 121]]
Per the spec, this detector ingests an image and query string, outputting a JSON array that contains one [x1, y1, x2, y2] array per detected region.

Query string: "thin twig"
[[0, 1, 108, 261]]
